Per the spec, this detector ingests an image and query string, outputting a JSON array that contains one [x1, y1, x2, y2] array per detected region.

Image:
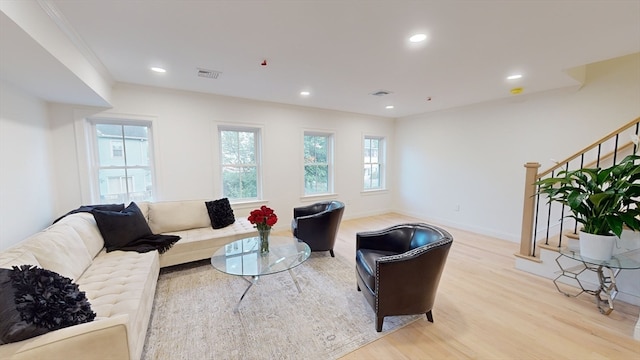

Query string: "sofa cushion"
[[147, 200, 211, 234], [78, 249, 159, 360], [159, 219, 256, 267], [92, 202, 153, 252], [0, 247, 41, 270], [20, 225, 93, 282], [54, 213, 105, 259], [0, 266, 95, 345], [205, 198, 236, 229]]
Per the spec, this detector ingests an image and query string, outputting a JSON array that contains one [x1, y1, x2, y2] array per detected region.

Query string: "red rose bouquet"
[[247, 205, 278, 231]]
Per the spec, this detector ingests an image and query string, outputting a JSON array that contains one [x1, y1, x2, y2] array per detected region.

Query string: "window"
[[92, 122, 154, 204], [364, 136, 384, 190], [304, 132, 333, 195], [219, 127, 260, 200]]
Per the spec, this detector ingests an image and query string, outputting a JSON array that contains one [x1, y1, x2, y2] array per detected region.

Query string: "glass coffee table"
[[211, 235, 311, 312]]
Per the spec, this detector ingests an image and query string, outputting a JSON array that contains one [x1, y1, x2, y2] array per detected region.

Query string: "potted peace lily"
[[535, 153, 640, 260]]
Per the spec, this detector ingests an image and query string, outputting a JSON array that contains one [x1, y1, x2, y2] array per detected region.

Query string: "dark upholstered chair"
[[356, 223, 453, 332], [291, 201, 345, 257]]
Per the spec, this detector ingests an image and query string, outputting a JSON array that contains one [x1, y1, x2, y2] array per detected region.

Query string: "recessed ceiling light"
[[300, 91, 310, 96], [385, 105, 394, 109], [507, 74, 522, 80], [151, 67, 166, 73], [409, 33, 427, 43]]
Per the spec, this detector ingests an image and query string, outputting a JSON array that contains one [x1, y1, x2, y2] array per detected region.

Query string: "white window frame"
[[88, 119, 155, 204], [363, 135, 385, 191], [218, 125, 262, 201], [303, 131, 334, 196]]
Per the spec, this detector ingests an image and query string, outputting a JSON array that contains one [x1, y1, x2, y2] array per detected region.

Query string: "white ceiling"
[[4, 1, 640, 118]]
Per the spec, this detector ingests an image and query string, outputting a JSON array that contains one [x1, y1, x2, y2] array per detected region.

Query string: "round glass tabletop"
[[211, 236, 311, 277], [559, 247, 640, 269]]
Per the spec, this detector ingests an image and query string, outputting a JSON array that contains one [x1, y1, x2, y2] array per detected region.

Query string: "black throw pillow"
[[205, 198, 236, 229], [92, 202, 153, 252], [0, 265, 96, 345]]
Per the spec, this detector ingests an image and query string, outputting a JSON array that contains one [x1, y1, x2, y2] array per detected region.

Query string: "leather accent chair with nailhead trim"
[[355, 223, 453, 332], [291, 201, 345, 257]]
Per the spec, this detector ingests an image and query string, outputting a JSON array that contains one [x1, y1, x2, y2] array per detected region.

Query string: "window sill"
[[299, 193, 339, 203], [361, 189, 388, 196]]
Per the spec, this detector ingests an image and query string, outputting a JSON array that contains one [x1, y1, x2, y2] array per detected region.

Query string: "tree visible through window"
[[364, 136, 384, 190], [93, 122, 154, 204], [304, 133, 332, 195], [220, 127, 259, 200]]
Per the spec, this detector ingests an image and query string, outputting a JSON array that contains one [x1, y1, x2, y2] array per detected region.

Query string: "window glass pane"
[[371, 164, 380, 188], [96, 124, 125, 166], [221, 131, 239, 165], [304, 165, 329, 194], [363, 136, 384, 190], [304, 133, 331, 195], [93, 122, 154, 204], [222, 166, 258, 199], [238, 131, 255, 164], [370, 139, 379, 163], [363, 164, 372, 189], [98, 168, 127, 203], [220, 128, 259, 200], [123, 125, 149, 166]]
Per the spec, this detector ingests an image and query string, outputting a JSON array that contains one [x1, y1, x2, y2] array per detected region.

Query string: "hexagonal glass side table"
[[554, 247, 640, 315]]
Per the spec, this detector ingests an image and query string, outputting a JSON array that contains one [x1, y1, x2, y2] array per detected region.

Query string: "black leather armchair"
[[356, 223, 453, 332], [291, 201, 345, 257]]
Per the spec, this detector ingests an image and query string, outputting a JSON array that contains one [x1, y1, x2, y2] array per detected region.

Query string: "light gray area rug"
[[142, 253, 420, 360]]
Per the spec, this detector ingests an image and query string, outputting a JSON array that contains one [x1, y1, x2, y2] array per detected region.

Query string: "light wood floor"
[[288, 213, 640, 359]]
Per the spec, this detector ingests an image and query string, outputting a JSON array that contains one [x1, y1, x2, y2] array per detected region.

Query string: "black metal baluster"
[[532, 181, 542, 257], [557, 163, 569, 248], [613, 134, 619, 164], [544, 171, 554, 245], [574, 154, 585, 235], [634, 122, 639, 154]]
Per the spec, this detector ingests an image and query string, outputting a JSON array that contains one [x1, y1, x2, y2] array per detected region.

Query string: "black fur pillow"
[[0, 265, 96, 345], [205, 198, 236, 229]]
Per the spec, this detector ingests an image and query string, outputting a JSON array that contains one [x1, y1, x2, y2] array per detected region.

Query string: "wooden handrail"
[[538, 117, 639, 178]]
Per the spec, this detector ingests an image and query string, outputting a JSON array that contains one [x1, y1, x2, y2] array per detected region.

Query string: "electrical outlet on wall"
[[454, 204, 460, 212]]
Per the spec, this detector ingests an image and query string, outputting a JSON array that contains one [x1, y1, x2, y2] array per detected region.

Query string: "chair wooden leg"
[[376, 316, 384, 332], [329, 249, 335, 257], [426, 310, 433, 323]]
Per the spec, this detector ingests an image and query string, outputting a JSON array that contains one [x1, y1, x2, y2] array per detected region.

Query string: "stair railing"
[[517, 117, 639, 260]]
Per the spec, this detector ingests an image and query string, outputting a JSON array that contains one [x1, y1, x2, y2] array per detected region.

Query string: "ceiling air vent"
[[370, 90, 393, 96], [197, 68, 222, 79]]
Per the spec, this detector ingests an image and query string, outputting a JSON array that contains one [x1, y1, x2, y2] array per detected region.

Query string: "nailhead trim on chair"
[[374, 236, 453, 314]]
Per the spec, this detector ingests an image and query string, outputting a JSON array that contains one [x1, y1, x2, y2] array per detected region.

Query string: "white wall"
[[0, 81, 56, 249], [49, 84, 395, 230], [394, 53, 640, 242]]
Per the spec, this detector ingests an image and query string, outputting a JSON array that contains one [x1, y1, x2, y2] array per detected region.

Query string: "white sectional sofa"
[[0, 200, 257, 360]]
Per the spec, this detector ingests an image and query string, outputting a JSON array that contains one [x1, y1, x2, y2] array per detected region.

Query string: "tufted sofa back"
[[0, 213, 103, 282]]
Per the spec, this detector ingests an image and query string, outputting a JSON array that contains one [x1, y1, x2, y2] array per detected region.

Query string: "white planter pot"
[[579, 231, 616, 261]]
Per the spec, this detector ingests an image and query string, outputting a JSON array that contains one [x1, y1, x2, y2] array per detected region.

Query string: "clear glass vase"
[[258, 228, 270, 255]]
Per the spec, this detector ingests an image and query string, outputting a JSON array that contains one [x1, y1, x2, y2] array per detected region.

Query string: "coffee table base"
[[234, 269, 303, 313]]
